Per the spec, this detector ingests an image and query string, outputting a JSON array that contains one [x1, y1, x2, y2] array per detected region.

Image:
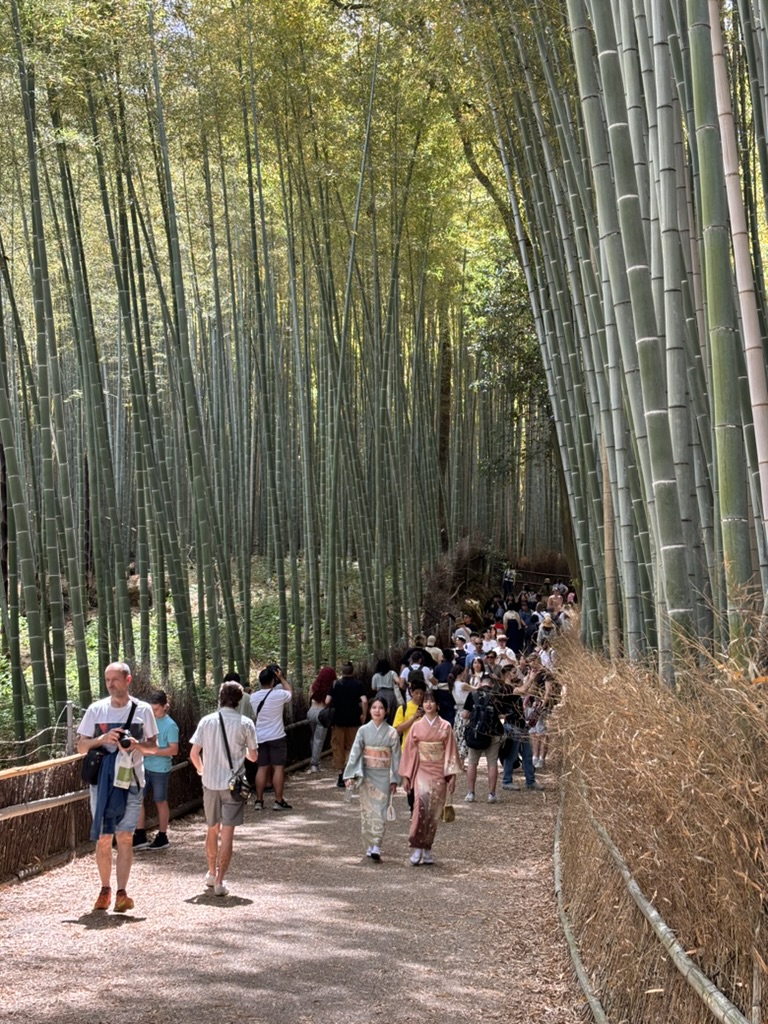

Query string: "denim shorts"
[[144, 769, 171, 802], [89, 782, 144, 834]]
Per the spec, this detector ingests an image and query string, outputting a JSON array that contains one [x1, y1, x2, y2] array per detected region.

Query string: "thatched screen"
[[0, 719, 313, 882]]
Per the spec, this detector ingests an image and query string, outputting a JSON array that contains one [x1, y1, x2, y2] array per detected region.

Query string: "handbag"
[[318, 705, 335, 729], [441, 790, 455, 823], [218, 712, 252, 801], [81, 700, 137, 785], [80, 747, 106, 785]]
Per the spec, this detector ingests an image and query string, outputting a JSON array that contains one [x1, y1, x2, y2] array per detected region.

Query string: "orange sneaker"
[[113, 890, 134, 913], [93, 887, 111, 911]]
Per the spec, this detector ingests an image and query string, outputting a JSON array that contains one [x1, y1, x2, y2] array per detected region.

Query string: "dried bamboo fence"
[[555, 779, 758, 1024], [0, 719, 313, 883]]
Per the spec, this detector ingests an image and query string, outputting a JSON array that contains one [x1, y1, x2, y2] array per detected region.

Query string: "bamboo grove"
[[0, 0, 561, 739], [430, 0, 768, 683]]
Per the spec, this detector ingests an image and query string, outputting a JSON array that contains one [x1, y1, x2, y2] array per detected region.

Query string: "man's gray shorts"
[[203, 787, 246, 827]]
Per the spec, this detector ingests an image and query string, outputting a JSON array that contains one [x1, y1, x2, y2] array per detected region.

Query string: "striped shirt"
[[190, 708, 258, 791]]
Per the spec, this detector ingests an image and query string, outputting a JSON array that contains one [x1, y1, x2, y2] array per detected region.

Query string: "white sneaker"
[[421, 849, 434, 865], [532, 757, 542, 769], [204, 872, 216, 888], [365, 846, 373, 858], [214, 881, 229, 897], [409, 848, 423, 865], [309, 765, 320, 773], [487, 793, 498, 803], [465, 791, 475, 803]]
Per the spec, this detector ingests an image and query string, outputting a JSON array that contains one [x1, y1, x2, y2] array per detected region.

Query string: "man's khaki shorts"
[[466, 735, 502, 767], [203, 787, 246, 827]]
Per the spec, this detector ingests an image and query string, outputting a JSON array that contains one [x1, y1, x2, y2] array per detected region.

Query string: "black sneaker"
[[272, 799, 292, 811], [145, 832, 170, 850], [132, 829, 149, 850], [336, 774, 345, 789]]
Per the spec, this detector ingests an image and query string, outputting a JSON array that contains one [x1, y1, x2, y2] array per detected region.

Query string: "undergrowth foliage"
[[557, 638, 767, 1020]]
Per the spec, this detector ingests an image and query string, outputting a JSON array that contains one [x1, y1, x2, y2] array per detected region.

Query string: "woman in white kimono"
[[343, 697, 401, 861]]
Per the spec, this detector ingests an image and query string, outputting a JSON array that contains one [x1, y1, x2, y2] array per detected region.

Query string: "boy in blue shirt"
[[133, 690, 179, 850]]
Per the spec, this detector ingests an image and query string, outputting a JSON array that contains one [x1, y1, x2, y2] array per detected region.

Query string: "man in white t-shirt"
[[250, 665, 293, 811], [493, 635, 518, 669], [190, 680, 258, 897], [77, 661, 158, 914]]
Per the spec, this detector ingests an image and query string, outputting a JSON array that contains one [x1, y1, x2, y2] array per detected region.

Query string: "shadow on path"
[[0, 761, 585, 1024]]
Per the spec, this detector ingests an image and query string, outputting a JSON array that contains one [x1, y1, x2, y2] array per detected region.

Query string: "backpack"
[[465, 688, 496, 750]]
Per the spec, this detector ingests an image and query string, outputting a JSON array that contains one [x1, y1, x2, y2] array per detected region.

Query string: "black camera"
[[118, 731, 132, 750]]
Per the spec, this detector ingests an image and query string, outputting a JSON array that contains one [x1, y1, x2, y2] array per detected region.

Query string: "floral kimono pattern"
[[399, 715, 460, 850], [343, 720, 401, 849]]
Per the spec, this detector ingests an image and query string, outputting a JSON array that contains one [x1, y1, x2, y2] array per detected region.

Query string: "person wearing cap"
[[425, 635, 443, 665], [494, 635, 518, 669], [536, 613, 557, 646], [453, 613, 473, 643]]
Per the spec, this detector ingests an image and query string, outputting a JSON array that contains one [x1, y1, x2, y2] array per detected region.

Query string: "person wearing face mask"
[[398, 690, 460, 866], [342, 697, 401, 862]]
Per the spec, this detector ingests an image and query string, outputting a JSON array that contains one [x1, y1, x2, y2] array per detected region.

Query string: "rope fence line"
[[566, 774, 753, 1024], [0, 702, 82, 761]]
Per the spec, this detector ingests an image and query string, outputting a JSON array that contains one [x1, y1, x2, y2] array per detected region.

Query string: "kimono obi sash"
[[363, 746, 391, 770], [418, 741, 445, 763]]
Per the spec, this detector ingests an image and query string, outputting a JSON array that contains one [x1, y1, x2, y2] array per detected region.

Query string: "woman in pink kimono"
[[399, 690, 460, 866]]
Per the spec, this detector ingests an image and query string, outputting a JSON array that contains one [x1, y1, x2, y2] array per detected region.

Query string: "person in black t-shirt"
[[328, 663, 368, 788]]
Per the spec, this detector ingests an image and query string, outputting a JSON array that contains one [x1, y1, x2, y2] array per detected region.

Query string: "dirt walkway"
[[0, 759, 586, 1024]]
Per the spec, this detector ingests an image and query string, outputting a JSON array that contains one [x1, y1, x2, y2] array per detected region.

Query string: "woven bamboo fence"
[[0, 719, 313, 883]]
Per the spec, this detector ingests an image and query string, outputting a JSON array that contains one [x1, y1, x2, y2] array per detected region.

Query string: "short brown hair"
[[219, 681, 244, 709]]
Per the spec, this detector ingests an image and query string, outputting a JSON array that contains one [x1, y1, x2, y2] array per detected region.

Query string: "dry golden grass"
[[555, 636, 767, 1023]]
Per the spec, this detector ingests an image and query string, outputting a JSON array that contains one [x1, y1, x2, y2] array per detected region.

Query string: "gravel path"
[[0, 758, 586, 1024]]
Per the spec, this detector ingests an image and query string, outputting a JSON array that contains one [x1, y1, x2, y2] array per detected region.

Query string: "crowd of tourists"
[[76, 577, 571, 909]]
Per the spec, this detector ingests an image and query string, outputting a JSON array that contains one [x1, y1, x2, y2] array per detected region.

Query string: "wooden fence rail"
[[0, 719, 313, 883]]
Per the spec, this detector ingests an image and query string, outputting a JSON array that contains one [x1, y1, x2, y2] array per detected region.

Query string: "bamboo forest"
[[2, 0, 768, 739]]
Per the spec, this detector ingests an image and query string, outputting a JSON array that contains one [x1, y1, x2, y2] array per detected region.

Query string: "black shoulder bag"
[[218, 712, 252, 801], [81, 700, 137, 785]]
